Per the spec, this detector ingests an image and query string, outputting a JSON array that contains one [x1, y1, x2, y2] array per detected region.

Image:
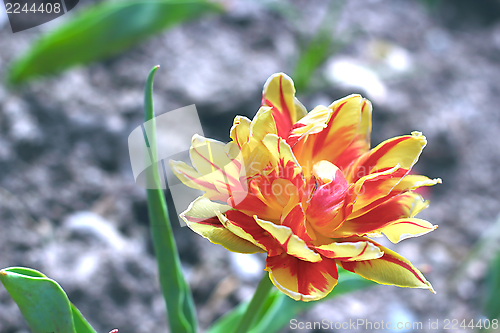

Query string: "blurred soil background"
[[1, 0, 500, 332]]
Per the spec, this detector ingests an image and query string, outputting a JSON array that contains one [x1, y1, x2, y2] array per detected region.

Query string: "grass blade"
[[143, 65, 197, 333]]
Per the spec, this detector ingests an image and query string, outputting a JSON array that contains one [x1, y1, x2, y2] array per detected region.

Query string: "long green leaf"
[[8, 0, 223, 84], [207, 268, 375, 333], [484, 251, 500, 321], [231, 273, 273, 333], [144, 66, 197, 333], [0, 267, 97, 333]]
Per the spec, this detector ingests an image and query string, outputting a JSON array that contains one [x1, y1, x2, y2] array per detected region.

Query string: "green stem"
[[232, 273, 274, 333], [144, 65, 197, 333]]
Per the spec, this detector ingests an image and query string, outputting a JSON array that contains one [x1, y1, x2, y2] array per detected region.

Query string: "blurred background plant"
[[1, 0, 500, 332]]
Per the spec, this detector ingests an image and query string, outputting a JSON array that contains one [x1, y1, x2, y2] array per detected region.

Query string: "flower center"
[[305, 160, 349, 237]]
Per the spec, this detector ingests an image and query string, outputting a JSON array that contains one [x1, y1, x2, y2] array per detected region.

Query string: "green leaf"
[[292, 1, 344, 92], [144, 66, 198, 333], [8, 0, 223, 84], [207, 267, 375, 333], [0, 267, 97, 333], [71, 304, 98, 333], [231, 273, 274, 333], [485, 251, 500, 320]]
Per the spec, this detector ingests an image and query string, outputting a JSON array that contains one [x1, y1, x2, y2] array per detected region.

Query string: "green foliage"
[[292, 1, 344, 92], [0, 267, 97, 333], [144, 66, 198, 333], [293, 32, 336, 92], [8, 0, 223, 84], [230, 273, 274, 333], [207, 267, 375, 333], [418, 0, 442, 10], [485, 251, 500, 321]]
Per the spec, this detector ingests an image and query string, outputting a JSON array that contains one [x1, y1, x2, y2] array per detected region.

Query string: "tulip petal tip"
[[428, 284, 436, 294], [411, 131, 423, 137], [410, 131, 427, 146]]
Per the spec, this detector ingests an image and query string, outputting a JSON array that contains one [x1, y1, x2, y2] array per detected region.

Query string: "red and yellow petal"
[[180, 197, 263, 253], [347, 131, 427, 183], [333, 98, 372, 170], [314, 240, 384, 261], [279, 181, 316, 241], [292, 95, 370, 176], [335, 192, 429, 237], [350, 171, 441, 219], [338, 240, 434, 292], [231, 177, 300, 222], [306, 161, 349, 236], [266, 253, 339, 301], [169, 160, 225, 201], [262, 73, 307, 139], [287, 105, 332, 147], [391, 174, 442, 197], [230, 115, 252, 148], [189, 134, 246, 197], [349, 165, 408, 217], [281, 203, 316, 242], [375, 218, 438, 243], [230, 172, 301, 221], [249, 107, 278, 144], [229, 178, 282, 221], [240, 141, 273, 178], [255, 217, 321, 262], [220, 210, 284, 256], [262, 134, 304, 182]]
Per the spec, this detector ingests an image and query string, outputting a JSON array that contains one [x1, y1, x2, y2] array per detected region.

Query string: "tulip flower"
[[170, 73, 441, 301]]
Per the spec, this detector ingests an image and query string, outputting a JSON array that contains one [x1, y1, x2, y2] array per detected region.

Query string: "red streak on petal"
[[391, 220, 433, 229], [356, 242, 369, 258], [311, 101, 348, 157], [267, 254, 338, 296], [356, 168, 408, 203], [380, 254, 427, 284], [282, 204, 312, 242], [186, 216, 222, 226], [225, 210, 283, 255], [352, 137, 408, 181], [192, 145, 240, 186], [181, 172, 218, 192], [342, 198, 410, 234], [334, 139, 364, 171], [282, 234, 293, 248], [307, 173, 348, 229], [341, 252, 426, 285], [287, 122, 307, 146], [234, 126, 241, 148], [263, 76, 294, 139], [229, 191, 270, 216]]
